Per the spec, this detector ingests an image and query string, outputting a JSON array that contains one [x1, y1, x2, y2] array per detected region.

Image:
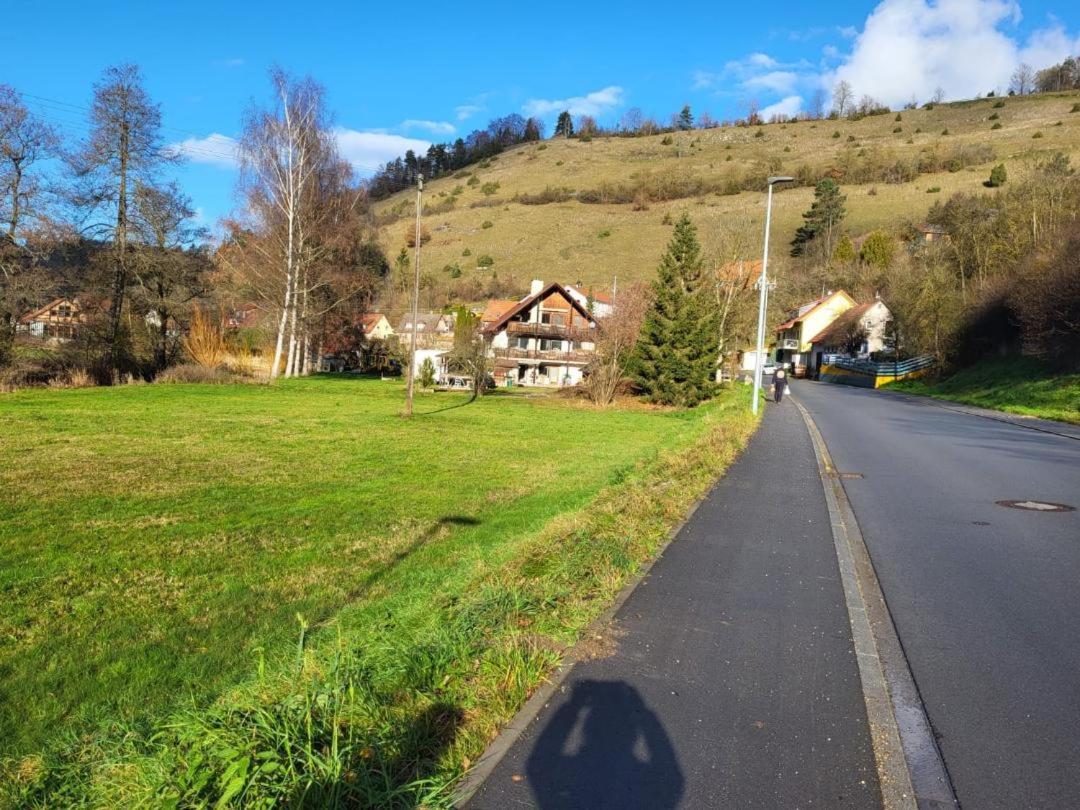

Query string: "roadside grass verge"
[[1, 378, 757, 806], [891, 357, 1080, 424]]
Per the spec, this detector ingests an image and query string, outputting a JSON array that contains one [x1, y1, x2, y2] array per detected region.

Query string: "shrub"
[[833, 234, 857, 263], [536, 143, 548, 150], [403, 222, 432, 247], [476, 254, 495, 268], [462, 247, 472, 256], [662, 212, 673, 225], [941, 128, 949, 135], [418, 357, 436, 389], [451, 185, 465, 196], [991, 122, 1003, 130], [155, 364, 239, 384], [988, 112, 1000, 120], [893, 126, 902, 133], [1032, 131, 1043, 139], [480, 182, 500, 196], [859, 229, 897, 269], [754, 129, 764, 138], [444, 263, 462, 278], [182, 307, 226, 369], [598, 229, 611, 238], [926, 186, 941, 193], [454, 170, 471, 178], [895, 113, 902, 121], [847, 135, 857, 142], [555, 160, 564, 166], [514, 186, 574, 205], [914, 127, 922, 133], [481, 220, 493, 229], [466, 175, 480, 186], [1072, 103, 1080, 113], [986, 163, 1007, 187], [661, 135, 673, 145], [725, 154, 732, 161], [832, 131, 841, 138], [992, 100, 1006, 108]]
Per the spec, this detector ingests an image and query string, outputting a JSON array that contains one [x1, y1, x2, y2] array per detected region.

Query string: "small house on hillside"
[[483, 280, 599, 388], [397, 312, 454, 335], [915, 223, 949, 244], [359, 313, 394, 341], [565, 285, 614, 318], [807, 298, 893, 376], [225, 303, 263, 330], [17, 298, 84, 342], [775, 290, 856, 376]]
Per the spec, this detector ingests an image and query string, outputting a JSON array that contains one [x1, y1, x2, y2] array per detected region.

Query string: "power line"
[[20, 92, 387, 174]]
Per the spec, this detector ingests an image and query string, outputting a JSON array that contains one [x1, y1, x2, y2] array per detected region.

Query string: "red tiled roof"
[[807, 302, 874, 345], [480, 299, 519, 324], [775, 290, 854, 332], [483, 282, 596, 334]]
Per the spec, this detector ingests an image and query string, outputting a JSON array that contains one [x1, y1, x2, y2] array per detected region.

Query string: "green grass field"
[[374, 91, 1080, 295], [0, 377, 756, 805], [892, 357, 1080, 424]]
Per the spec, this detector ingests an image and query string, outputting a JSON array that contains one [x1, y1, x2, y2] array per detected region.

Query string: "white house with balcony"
[[482, 280, 599, 387], [774, 290, 856, 376]]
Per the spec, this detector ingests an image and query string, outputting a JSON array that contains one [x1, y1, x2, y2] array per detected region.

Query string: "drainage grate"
[[996, 500, 1075, 513], [838, 472, 864, 480]]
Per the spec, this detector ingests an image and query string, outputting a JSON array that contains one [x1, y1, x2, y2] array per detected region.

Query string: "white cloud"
[[829, 0, 1080, 105], [171, 133, 238, 167], [748, 52, 778, 68], [455, 104, 484, 121], [761, 95, 804, 119], [523, 86, 625, 117], [401, 119, 456, 136], [333, 129, 430, 171], [744, 71, 800, 94]]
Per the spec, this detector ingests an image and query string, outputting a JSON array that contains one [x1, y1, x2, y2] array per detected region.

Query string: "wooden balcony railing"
[[505, 320, 594, 341]]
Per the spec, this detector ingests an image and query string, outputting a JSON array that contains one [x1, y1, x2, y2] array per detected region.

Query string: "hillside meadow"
[[374, 91, 1080, 293], [0, 376, 757, 805]]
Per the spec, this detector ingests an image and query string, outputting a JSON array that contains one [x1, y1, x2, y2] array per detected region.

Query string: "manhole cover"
[[996, 500, 1075, 513]]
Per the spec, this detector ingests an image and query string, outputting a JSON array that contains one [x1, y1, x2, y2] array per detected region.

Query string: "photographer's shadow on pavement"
[[523, 679, 684, 809]]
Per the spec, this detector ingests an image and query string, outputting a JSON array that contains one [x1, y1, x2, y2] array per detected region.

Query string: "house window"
[[539, 339, 563, 351], [514, 336, 529, 349]]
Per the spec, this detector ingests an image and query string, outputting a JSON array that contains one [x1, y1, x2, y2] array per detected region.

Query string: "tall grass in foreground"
[[3, 388, 757, 807]]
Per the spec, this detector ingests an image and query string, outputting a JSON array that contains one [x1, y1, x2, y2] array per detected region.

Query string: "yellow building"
[[774, 290, 856, 376]]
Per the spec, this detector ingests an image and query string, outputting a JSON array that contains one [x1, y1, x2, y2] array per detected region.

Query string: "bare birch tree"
[[232, 69, 374, 378]]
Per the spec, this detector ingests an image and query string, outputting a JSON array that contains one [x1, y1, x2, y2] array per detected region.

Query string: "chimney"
[[530, 279, 544, 296]]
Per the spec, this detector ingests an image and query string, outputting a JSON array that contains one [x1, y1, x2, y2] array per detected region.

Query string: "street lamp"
[[751, 176, 794, 415]]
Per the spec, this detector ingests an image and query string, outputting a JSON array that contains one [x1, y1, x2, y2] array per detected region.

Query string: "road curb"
[[451, 449, 729, 807], [794, 398, 958, 810]]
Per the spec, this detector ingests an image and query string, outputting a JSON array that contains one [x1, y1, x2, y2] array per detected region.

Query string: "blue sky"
[[3, 0, 1078, 227]]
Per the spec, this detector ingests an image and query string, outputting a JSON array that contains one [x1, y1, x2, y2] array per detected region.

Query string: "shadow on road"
[[524, 679, 684, 809]]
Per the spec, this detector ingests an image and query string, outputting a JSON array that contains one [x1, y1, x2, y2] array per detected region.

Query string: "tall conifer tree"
[[632, 214, 719, 406]]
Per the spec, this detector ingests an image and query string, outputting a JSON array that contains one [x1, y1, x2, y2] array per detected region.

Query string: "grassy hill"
[[373, 91, 1080, 297]]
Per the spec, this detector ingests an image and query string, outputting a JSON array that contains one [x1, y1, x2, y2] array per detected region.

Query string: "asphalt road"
[[793, 380, 1080, 810], [467, 399, 881, 809]]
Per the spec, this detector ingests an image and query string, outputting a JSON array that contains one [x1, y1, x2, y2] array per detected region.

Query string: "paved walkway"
[[466, 400, 881, 809]]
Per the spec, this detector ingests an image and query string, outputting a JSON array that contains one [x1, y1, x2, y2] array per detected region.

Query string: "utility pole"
[[404, 174, 423, 417], [751, 176, 793, 415]]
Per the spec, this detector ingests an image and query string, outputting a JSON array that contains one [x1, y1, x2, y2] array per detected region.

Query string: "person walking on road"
[[773, 366, 788, 403]]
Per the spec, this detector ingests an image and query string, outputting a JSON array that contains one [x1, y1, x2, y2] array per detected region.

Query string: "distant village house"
[[17, 298, 84, 342]]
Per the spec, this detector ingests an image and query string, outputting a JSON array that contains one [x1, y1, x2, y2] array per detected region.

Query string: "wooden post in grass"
[[404, 174, 424, 417]]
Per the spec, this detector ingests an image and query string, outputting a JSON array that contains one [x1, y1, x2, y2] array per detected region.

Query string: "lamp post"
[[751, 176, 794, 415]]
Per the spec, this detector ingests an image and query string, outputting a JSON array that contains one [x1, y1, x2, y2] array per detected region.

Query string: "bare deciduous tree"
[[1010, 63, 1034, 96], [809, 88, 827, 120], [583, 284, 649, 406], [233, 68, 367, 379], [69, 64, 175, 371], [0, 85, 59, 243], [130, 181, 208, 370], [832, 80, 854, 117]]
